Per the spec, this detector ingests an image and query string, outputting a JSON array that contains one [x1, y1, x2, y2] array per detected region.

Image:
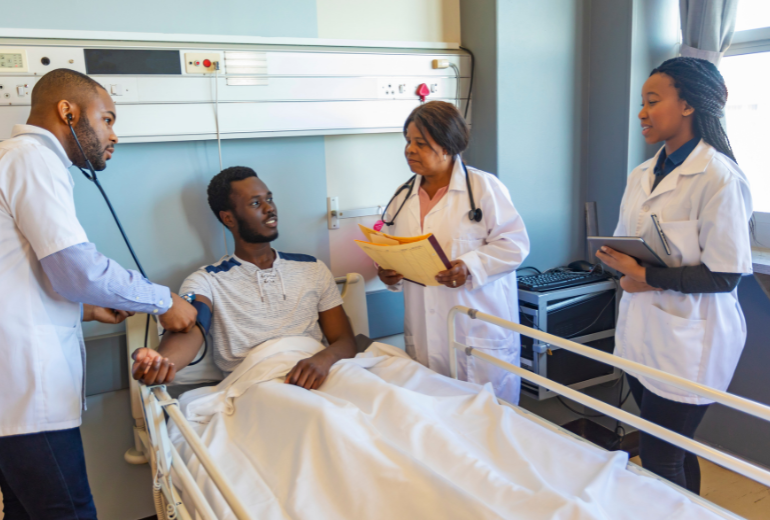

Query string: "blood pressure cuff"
[[192, 300, 213, 335]]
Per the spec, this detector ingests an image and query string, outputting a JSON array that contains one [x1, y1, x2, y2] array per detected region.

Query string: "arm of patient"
[[284, 305, 357, 390], [130, 295, 212, 385]]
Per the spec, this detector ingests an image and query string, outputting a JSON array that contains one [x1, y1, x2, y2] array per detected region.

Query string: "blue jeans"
[[0, 427, 97, 520], [627, 375, 710, 494]]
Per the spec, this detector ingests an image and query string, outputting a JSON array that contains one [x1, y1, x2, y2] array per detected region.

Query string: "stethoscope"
[[67, 113, 210, 365], [66, 113, 146, 278], [381, 160, 482, 226]]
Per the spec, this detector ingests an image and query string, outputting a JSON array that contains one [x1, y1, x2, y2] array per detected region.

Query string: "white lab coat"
[[385, 159, 530, 404], [0, 125, 89, 436], [614, 140, 753, 405]]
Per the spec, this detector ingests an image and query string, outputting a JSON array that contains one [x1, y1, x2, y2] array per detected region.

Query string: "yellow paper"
[[358, 224, 378, 242], [357, 224, 433, 245], [370, 234, 400, 246], [355, 238, 449, 286]]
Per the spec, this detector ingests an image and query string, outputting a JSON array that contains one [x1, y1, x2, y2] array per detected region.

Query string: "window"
[[720, 0, 770, 219], [721, 52, 769, 212], [734, 0, 770, 32]]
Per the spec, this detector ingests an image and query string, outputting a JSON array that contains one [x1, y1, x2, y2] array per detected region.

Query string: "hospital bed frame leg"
[[125, 427, 149, 464], [125, 313, 158, 465]]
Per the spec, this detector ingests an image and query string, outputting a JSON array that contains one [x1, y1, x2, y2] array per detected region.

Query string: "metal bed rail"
[[447, 305, 770, 489], [135, 304, 770, 519], [138, 384, 251, 520]]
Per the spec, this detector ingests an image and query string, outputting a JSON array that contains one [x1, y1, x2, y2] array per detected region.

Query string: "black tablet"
[[587, 236, 668, 268]]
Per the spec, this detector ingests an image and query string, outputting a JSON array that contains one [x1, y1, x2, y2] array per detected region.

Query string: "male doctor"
[[0, 68, 196, 519]]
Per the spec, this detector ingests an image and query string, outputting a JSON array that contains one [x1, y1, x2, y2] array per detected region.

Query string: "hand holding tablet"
[[587, 236, 668, 268]]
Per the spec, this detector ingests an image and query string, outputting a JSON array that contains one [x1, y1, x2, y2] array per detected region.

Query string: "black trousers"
[[627, 375, 710, 494], [0, 427, 97, 520]]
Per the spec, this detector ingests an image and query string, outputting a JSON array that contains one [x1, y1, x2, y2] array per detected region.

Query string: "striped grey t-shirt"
[[180, 251, 343, 372]]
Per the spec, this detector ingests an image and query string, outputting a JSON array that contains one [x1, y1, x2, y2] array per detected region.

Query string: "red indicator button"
[[203, 59, 212, 68]]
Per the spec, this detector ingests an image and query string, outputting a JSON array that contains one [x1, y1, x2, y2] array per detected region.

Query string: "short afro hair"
[[207, 166, 258, 224], [31, 68, 107, 112]]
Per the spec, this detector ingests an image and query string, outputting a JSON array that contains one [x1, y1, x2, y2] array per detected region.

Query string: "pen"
[[651, 214, 671, 255]]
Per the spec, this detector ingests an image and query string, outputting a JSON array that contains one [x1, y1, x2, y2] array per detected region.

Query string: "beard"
[[71, 114, 108, 171], [236, 214, 279, 244]]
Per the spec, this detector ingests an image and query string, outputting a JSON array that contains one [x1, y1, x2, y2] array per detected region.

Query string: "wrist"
[[320, 344, 349, 365], [320, 347, 340, 363], [160, 291, 177, 315], [82, 304, 94, 322], [632, 265, 646, 283]]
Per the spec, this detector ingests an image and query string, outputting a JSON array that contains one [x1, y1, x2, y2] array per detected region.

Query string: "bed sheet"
[[168, 336, 725, 520]]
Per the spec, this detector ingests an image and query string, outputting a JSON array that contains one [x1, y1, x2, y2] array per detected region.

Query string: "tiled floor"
[[631, 456, 770, 519]]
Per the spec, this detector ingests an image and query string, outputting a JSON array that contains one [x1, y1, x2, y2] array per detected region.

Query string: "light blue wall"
[[497, 0, 587, 270], [6, 0, 318, 38], [461, 0, 587, 271], [627, 0, 679, 173], [459, 0, 497, 174], [583, 0, 634, 238], [75, 137, 330, 338]]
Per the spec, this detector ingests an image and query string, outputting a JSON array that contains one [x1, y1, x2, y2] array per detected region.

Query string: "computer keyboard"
[[518, 270, 612, 292]]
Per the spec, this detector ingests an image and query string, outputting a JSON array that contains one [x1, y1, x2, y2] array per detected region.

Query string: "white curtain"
[[679, 0, 739, 64]]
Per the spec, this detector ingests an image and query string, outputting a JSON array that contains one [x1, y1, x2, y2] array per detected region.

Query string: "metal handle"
[[327, 196, 386, 230]]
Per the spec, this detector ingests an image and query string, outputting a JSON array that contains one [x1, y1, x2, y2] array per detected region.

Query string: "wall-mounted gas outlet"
[[378, 78, 439, 100], [184, 53, 220, 74]]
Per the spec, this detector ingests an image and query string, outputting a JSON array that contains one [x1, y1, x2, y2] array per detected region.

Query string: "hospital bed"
[[122, 274, 770, 520]]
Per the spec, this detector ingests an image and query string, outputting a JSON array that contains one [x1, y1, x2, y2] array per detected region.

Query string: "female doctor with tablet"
[[378, 101, 530, 404], [597, 57, 752, 495]]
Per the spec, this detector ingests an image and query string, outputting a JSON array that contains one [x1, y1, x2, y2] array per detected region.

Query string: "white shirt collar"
[[11, 124, 73, 169], [411, 155, 467, 198]]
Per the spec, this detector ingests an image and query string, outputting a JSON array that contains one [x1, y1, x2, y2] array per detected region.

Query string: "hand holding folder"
[[355, 225, 452, 286]]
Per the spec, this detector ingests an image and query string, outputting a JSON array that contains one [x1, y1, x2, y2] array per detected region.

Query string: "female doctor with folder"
[[597, 57, 752, 494], [378, 101, 530, 404]]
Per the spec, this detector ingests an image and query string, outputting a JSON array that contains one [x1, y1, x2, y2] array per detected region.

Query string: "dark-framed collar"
[[653, 137, 700, 177]]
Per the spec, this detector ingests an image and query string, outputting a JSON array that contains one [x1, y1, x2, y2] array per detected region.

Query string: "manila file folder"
[[355, 225, 452, 286]]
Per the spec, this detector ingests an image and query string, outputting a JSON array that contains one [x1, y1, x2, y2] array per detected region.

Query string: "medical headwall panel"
[[0, 41, 469, 143]]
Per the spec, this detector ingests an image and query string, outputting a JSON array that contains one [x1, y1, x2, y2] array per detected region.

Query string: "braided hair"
[[651, 57, 736, 163]]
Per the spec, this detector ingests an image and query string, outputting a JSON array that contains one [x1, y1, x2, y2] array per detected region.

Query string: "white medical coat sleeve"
[[699, 173, 753, 274], [4, 147, 88, 259], [613, 183, 632, 237], [457, 175, 530, 290]]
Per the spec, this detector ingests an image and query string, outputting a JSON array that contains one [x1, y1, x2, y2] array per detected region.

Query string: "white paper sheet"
[[169, 337, 724, 520]]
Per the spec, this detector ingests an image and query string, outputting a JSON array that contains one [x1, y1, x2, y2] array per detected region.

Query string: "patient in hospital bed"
[[132, 166, 357, 389], [131, 166, 724, 520]]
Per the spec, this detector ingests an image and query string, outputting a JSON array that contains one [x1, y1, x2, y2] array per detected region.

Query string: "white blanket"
[[169, 337, 724, 520]]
